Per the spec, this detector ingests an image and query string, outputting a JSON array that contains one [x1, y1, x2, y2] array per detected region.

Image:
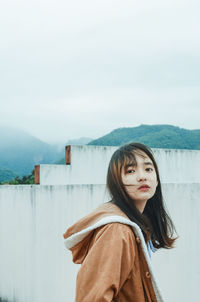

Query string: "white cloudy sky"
[[0, 0, 199, 143]]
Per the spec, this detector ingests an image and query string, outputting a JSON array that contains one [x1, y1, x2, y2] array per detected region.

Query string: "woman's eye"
[[126, 167, 153, 173], [146, 168, 153, 172]]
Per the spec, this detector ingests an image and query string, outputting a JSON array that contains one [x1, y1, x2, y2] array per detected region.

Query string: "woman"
[[63, 142, 177, 302]]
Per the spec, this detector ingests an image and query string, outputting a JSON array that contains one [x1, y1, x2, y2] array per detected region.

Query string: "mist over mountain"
[[88, 124, 200, 149], [0, 127, 63, 179], [66, 137, 93, 145], [0, 168, 16, 182]]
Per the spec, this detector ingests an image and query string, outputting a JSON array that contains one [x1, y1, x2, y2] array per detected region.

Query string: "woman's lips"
[[139, 187, 150, 191], [138, 185, 150, 191]]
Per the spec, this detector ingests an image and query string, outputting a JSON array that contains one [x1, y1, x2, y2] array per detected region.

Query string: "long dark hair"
[[106, 142, 177, 249]]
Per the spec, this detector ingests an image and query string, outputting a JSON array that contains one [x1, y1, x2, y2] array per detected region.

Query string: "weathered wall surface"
[[0, 185, 107, 302], [0, 183, 199, 302], [39, 146, 200, 185]]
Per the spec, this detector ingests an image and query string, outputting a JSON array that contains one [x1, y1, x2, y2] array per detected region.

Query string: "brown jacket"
[[63, 202, 163, 302]]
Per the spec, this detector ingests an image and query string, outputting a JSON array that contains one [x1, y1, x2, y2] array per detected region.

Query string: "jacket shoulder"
[[63, 202, 128, 239], [91, 222, 137, 247]]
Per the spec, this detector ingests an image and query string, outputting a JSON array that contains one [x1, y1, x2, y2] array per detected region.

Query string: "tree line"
[[0, 170, 34, 185]]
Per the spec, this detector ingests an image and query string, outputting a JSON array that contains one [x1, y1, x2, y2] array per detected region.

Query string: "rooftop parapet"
[[35, 145, 200, 185]]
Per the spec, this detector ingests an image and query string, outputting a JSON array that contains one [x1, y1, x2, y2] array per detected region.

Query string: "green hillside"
[[0, 127, 63, 177], [0, 168, 16, 182], [88, 124, 200, 149]]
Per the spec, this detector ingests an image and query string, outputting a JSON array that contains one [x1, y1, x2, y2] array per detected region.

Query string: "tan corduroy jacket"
[[63, 202, 164, 302]]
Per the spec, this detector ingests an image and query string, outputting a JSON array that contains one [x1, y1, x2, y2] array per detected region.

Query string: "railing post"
[[65, 145, 71, 165], [34, 165, 40, 184]]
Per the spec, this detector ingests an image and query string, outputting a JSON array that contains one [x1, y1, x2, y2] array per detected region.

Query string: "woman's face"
[[121, 151, 158, 212]]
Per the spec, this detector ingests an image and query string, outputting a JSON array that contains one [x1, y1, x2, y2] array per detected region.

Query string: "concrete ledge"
[[35, 145, 200, 185]]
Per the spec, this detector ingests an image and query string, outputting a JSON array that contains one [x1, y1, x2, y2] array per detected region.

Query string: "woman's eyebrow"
[[125, 161, 153, 168], [128, 161, 153, 167], [144, 161, 153, 166], [125, 163, 136, 168]]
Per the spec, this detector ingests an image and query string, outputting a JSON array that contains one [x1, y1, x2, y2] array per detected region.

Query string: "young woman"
[[63, 142, 177, 302]]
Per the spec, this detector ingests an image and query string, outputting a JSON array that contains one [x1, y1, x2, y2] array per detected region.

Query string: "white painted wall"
[[0, 185, 107, 302], [0, 183, 199, 302], [39, 146, 200, 185]]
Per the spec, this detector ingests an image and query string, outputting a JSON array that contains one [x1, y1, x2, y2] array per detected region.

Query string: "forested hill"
[[0, 168, 16, 182], [88, 124, 200, 150], [0, 126, 63, 179]]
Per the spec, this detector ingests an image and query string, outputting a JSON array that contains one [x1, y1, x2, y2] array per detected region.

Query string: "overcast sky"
[[0, 0, 199, 144]]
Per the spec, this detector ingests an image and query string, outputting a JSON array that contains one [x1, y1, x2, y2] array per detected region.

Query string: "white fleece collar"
[[64, 215, 164, 302]]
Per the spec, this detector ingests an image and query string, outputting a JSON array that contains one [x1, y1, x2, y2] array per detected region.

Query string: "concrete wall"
[[0, 185, 107, 302], [38, 146, 200, 185], [0, 183, 200, 302]]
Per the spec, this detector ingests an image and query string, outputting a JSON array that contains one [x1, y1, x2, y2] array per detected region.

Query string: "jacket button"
[[136, 237, 141, 243], [146, 271, 151, 278]]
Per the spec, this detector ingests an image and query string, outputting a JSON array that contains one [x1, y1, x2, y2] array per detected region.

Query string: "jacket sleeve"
[[75, 223, 136, 302]]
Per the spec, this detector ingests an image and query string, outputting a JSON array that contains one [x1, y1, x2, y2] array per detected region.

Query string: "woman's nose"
[[136, 171, 147, 182]]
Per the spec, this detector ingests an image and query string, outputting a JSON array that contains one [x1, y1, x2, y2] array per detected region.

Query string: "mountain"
[[66, 137, 93, 145], [0, 126, 63, 177], [88, 124, 200, 150], [0, 168, 16, 183]]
